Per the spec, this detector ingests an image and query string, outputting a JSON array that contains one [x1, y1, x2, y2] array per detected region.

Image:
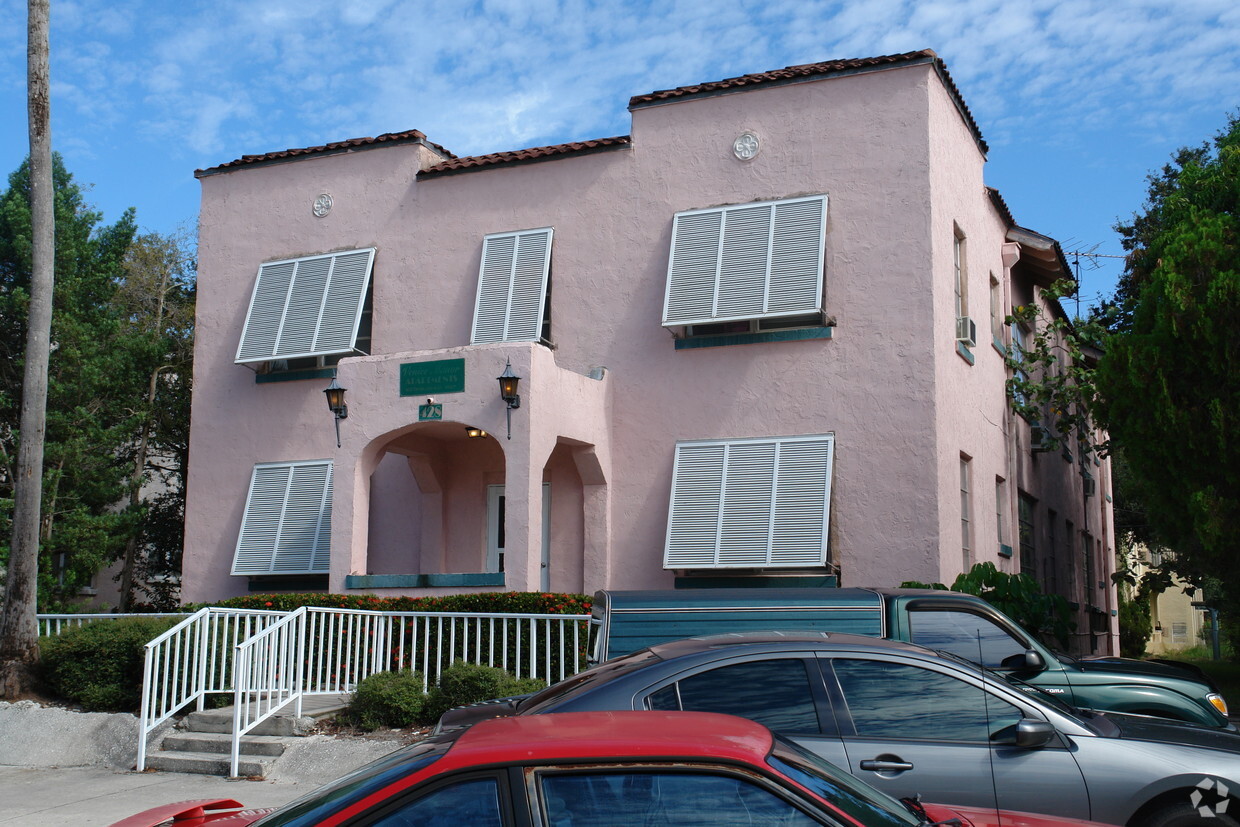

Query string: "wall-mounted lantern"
[[324, 376, 348, 447], [497, 359, 521, 440], [465, 425, 488, 439]]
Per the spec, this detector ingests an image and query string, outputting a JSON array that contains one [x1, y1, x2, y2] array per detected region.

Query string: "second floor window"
[[662, 195, 827, 329], [471, 228, 553, 344]]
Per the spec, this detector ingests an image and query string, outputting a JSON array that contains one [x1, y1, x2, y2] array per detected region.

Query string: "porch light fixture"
[[323, 376, 348, 447], [497, 359, 521, 440], [465, 425, 488, 439]]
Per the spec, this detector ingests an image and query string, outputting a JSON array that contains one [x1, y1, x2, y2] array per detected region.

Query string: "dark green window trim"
[[247, 574, 329, 591], [674, 574, 838, 589], [992, 337, 1007, 357], [256, 367, 336, 384], [956, 341, 975, 365], [998, 543, 1014, 558], [674, 326, 833, 350], [345, 573, 506, 589]]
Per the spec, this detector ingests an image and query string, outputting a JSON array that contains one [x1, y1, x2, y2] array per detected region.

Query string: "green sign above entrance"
[[418, 403, 443, 421], [400, 359, 465, 397]]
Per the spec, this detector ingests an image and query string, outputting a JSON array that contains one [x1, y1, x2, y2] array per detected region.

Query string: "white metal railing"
[[37, 612, 190, 637], [137, 607, 287, 771], [226, 607, 594, 777]]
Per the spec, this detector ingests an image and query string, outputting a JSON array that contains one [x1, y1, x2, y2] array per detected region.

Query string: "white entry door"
[[487, 483, 551, 589]]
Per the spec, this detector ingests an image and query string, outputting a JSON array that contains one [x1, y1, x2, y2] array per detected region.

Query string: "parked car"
[[109, 710, 1109, 827], [591, 588, 1231, 727], [439, 632, 1240, 827]]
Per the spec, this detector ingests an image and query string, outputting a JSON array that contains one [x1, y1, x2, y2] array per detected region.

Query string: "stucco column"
[[572, 446, 611, 595], [328, 360, 371, 593]]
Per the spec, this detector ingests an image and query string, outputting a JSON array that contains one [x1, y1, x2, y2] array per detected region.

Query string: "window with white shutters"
[[235, 249, 375, 364], [471, 228, 553, 344], [664, 434, 834, 569], [232, 460, 333, 575], [662, 196, 826, 328]]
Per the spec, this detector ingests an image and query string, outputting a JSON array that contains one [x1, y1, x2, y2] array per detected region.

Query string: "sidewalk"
[[0, 700, 408, 826]]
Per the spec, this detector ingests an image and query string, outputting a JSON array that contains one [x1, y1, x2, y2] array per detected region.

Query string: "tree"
[[1, 0, 52, 698], [1097, 114, 1240, 599]]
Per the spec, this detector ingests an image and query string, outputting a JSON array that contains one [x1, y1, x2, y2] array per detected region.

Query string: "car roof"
[[440, 710, 774, 768], [644, 630, 936, 659]]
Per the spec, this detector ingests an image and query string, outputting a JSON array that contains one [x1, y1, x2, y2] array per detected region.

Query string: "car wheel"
[[1138, 798, 1238, 827]]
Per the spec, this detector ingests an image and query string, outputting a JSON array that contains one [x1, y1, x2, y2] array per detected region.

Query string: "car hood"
[[1105, 712, 1240, 752], [1074, 655, 1211, 686], [435, 696, 523, 732]]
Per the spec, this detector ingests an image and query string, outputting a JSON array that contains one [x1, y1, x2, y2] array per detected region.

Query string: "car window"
[[907, 609, 1028, 668], [769, 736, 919, 827], [369, 777, 503, 827], [519, 649, 662, 713], [645, 658, 823, 733], [539, 771, 824, 826], [832, 659, 1023, 741]]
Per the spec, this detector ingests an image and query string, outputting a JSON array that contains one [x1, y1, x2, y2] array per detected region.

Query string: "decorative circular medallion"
[[312, 193, 333, 217], [733, 132, 760, 160]]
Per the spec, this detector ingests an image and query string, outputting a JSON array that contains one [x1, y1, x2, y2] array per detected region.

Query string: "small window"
[[989, 274, 1002, 341], [471, 228, 553, 344], [1018, 493, 1037, 579], [960, 456, 972, 569], [995, 477, 1007, 546], [236, 248, 375, 365], [953, 230, 968, 322], [645, 658, 823, 734], [832, 659, 1022, 741], [663, 195, 827, 328], [665, 434, 835, 570]]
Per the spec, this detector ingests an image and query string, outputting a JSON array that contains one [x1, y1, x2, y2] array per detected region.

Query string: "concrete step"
[[145, 750, 276, 779], [162, 732, 289, 757], [183, 708, 314, 736]]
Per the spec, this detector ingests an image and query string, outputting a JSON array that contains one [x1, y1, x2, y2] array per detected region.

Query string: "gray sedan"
[[439, 632, 1240, 827]]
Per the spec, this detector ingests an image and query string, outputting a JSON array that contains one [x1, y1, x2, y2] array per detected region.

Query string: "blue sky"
[[1, 0, 1237, 307]]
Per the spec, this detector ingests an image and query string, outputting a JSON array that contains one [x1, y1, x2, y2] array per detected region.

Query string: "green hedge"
[[40, 616, 179, 712], [343, 661, 546, 730], [187, 591, 592, 615]]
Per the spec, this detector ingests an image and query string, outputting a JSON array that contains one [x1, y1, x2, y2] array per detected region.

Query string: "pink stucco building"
[[185, 50, 1118, 654]]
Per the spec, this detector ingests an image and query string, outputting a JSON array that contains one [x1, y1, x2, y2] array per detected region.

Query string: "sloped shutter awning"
[[232, 461, 333, 575], [235, 248, 375, 364], [471, 228, 553, 344], [664, 434, 835, 569], [663, 195, 826, 327]]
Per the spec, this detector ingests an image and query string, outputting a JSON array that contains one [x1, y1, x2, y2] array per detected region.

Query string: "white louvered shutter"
[[662, 195, 826, 326], [664, 435, 834, 569], [232, 461, 333, 575], [236, 249, 375, 363], [471, 228, 553, 343]]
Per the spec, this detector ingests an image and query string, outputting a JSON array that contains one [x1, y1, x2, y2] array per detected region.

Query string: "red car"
[[112, 711, 1108, 827]]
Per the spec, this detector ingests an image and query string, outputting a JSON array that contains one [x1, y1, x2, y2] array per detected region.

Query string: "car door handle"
[[859, 759, 914, 772]]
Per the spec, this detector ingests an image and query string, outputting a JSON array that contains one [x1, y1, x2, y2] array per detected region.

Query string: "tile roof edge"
[[195, 130, 454, 177], [418, 136, 632, 178]]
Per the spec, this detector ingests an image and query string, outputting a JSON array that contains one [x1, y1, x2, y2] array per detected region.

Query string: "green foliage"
[[0, 157, 194, 610], [38, 616, 177, 711], [1098, 114, 1240, 613], [342, 670, 427, 730], [1117, 597, 1152, 659], [189, 591, 593, 615], [907, 563, 1074, 648], [421, 660, 545, 724]]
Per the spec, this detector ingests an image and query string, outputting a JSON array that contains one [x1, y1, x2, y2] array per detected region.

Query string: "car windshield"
[[250, 739, 449, 827], [517, 649, 662, 713], [768, 734, 921, 827]]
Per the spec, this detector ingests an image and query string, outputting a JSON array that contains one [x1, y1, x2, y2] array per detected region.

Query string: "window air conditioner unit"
[[1083, 474, 1096, 498], [1030, 424, 1052, 453], [956, 316, 977, 348]]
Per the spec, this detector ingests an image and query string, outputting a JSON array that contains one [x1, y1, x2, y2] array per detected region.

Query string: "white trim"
[[235, 249, 375, 364], [663, 195, 826, 327]]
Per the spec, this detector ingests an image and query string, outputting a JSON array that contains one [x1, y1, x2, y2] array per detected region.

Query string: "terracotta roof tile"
[[195, 129, 455, 177], [628, 49, 986, 155], [419, 136, 631, 178]]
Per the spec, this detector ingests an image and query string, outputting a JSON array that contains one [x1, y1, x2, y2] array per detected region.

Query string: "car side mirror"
[[1014, 718, 1056, 749], [999, 649, 1046, 671], [1023, 649, 1045, 670]]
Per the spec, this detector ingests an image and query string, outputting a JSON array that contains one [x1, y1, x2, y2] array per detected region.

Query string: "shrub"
[[420, 660, 545, 724], [186, 591, 593, 616], [344, 670, 428, 730], [39, 616, 178, 712]]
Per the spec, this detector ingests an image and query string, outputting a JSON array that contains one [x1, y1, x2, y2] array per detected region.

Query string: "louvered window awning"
[[663, 195, 827, 327], [664, 434, 835, 569], [235, 248, 375, 364], [472, 228, 553, 344], [232, 461, 333, 575]]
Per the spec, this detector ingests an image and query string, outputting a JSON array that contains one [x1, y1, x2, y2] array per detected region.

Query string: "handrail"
[[37, 612, 190, 637], [230, 607, 307, 777], [137, 607, 287, 771]]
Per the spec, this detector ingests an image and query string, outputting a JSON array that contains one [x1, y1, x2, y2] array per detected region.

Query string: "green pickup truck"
[[591, 587, 1231, 728]]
